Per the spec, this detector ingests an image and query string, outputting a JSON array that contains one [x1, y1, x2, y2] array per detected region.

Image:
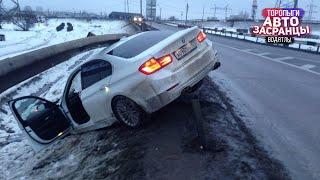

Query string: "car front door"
[[79, 60, 114, 126], [9, 96, 71, 151]]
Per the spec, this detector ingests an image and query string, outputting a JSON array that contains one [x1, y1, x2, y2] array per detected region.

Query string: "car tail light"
[[197, 31, 207, 43], [139, 54, 173, 75]]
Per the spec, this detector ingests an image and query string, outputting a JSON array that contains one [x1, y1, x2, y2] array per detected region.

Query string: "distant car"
[[133, 16, 143, 23], [9, 27, 220, 150]]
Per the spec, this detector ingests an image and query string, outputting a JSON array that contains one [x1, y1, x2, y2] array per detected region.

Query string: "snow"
[[0, 18, 135, 178], [164, 22, 178, 27], [0, 47, 104, 179], [0, 18, 135, 60]]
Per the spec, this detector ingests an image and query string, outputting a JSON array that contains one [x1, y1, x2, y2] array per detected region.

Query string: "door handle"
[[100, 86, 109, 92]]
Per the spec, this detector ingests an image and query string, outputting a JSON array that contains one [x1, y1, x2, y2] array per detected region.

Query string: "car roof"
[[106, 30, 175, 58]]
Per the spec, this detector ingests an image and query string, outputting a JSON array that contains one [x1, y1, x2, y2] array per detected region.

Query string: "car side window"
[[69, 72, 82, 94], [81, 60, 112, 89], [14, 98, 51, 122]]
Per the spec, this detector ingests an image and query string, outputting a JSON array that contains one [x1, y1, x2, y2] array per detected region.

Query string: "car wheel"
[[112, 96, 148, 128]]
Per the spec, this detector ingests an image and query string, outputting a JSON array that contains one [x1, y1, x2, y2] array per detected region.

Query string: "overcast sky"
[[4, 0, 319, 20]]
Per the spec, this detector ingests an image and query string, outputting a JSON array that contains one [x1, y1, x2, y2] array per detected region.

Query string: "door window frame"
[[9, 96, 70, 144], [80, 60, 112, 90]]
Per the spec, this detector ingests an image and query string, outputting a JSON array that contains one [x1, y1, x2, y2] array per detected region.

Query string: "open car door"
[[9, 96, 71, 151]]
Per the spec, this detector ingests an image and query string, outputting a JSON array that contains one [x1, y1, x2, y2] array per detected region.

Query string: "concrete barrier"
[[0, 33, 127, 77]]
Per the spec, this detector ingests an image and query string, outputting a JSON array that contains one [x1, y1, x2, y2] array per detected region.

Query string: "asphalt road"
[[151, 22, 320, 179]]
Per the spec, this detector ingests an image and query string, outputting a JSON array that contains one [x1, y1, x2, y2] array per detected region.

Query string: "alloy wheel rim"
[[116, 99, 140, 126]]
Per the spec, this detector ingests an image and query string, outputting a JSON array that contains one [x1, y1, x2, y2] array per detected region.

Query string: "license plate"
[[174, 41, 197, 60]]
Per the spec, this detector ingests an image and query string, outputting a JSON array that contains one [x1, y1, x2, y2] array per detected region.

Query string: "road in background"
[[151, 22, 320, 179]]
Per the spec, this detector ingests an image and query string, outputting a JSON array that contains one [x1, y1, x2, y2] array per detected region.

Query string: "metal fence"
[[167, 23, 320, 54], [203, 27, 320, 53]]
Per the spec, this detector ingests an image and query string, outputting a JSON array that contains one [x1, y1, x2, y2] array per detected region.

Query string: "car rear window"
[[108, 31, 175, 58]]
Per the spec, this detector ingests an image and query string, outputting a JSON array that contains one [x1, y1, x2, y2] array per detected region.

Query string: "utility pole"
[[160, 7, 162, 21], [124, 0, 126, 12], [150, 0, 153, 21], [185, 3, 189, 25], [224, 4, 229, 20], [293, 0, 298, 8], [127, 0, 129, 13], [251, 0, 258, 21], [0, 0, 3, 29], [140, 0, 142, 15]]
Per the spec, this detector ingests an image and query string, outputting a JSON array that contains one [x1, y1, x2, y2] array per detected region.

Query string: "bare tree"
[[0, 1, 37, 31], [20, 5, 37, 30]]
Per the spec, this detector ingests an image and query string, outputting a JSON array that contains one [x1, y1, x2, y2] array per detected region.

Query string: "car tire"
[[112, 96, 149, 128]]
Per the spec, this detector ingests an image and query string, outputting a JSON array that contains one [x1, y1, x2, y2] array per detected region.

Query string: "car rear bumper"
[[143, 45, 219, 113]]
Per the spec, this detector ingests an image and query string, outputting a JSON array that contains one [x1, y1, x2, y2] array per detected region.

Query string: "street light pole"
[[140, 0, 142, 15], [294, 0, 298, 8], [185, 3, 189, 25]]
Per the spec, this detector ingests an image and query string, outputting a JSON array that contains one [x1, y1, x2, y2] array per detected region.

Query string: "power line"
[[211, 4, 232, 20]]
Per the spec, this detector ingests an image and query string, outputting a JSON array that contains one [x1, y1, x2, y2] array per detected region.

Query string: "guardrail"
[[164, 23, 320, 54], [0, 33, 128, 93], [0, 34, 127, 77], [203, 27, 320, 53]]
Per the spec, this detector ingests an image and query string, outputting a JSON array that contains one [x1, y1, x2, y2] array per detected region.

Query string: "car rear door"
[[80, 60, 113, 123], [9, 96, 71, 151]]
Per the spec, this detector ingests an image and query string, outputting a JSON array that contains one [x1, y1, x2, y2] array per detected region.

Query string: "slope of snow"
[[0, 48, 104, 179], [0, 19, 135, 60]]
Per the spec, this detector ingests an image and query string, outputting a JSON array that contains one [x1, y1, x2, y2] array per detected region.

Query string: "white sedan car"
[[9, 27, 220, 150]]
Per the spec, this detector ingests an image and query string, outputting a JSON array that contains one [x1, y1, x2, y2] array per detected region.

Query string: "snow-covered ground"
[[0, 48, 104, 179], [0, 19, 135, 60]]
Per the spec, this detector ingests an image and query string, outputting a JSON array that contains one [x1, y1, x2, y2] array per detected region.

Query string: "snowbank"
[[0, 48, 105, 179], [0, 18, 135, 60]]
